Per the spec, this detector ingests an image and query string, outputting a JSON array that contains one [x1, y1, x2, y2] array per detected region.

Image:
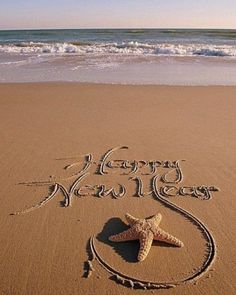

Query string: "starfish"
[[109, 213, 184, 262]]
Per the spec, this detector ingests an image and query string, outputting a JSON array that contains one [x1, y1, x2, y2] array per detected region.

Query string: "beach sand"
[[0, 83, 235, 294]]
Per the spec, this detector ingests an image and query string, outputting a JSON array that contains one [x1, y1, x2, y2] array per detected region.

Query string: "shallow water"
[[0, 29, 236, 84]]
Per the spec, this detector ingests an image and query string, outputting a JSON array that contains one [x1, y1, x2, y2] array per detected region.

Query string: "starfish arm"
[[149, 213, 162, 226], [154, 228, 184, 247], [109, 227, 138, 242], [125, 213, 139, 226], [138, 231, 154, 262]]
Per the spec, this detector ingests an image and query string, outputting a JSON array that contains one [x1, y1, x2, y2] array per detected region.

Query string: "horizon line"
[[0, 27, 236, 31]]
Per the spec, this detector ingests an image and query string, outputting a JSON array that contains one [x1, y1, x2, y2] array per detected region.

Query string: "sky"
[[1, 0, 236, 30]]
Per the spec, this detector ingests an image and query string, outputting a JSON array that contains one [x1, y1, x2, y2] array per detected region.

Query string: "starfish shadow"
[[96, 217, 139, 263]]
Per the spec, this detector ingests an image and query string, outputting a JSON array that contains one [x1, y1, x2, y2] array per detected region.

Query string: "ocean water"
[[0, 29, 236, 84]]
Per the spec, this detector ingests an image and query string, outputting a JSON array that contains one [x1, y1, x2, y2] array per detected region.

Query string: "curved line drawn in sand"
[[151, 175, 216, 283], [86, 175, 217, 289]]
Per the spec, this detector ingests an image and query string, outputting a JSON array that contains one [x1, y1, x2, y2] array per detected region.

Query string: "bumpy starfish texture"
[[109, 213, 184, 262]]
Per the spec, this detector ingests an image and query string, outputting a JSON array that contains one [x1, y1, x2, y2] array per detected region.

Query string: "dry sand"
[[0, 83, 235, 294]]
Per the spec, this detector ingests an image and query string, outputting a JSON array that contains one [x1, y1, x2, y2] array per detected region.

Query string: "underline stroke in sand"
[[13, 146, 220, 290]]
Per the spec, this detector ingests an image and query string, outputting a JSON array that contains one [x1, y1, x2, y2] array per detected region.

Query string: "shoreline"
[[1, 55, 236, 85]]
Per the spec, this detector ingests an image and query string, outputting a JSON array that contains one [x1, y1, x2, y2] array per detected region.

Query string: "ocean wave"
[[0, 41, 236, 58]]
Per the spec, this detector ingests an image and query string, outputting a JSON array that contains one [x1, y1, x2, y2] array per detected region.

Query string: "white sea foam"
[[0, 41, 236, 58]]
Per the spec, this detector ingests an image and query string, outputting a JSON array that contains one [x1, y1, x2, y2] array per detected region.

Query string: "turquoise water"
[[1, 28, 236, 45], [0, 29, 236, 84]]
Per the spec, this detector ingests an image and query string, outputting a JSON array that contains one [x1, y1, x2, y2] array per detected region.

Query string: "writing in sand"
[[14, 146, 219, 214]]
